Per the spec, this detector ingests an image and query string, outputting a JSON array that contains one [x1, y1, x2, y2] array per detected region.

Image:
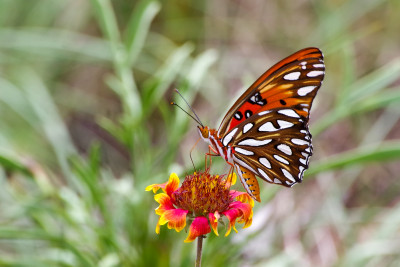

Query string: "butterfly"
[[198, 47, 325, 202]]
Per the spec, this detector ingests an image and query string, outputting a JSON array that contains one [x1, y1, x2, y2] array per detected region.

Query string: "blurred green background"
[[0, 0, 400, 266]]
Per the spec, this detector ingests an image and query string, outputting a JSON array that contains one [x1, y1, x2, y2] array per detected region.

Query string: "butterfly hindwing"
[[235, 165, 261, 202], [222, 109, 313, 187]]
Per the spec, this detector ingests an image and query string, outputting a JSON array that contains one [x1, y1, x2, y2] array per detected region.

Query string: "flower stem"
[[195, 235, 204, 267]]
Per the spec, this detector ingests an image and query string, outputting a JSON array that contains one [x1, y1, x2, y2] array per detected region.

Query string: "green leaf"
[[124, 0, 161, 65], [354, 88, 400, 113], [142, 43, 194, 115], [0, 152, 32, 176], [344, 59, 400, 104]]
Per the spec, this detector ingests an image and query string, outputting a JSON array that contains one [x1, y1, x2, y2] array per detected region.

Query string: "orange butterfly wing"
[[216, 47, 324, 201], [218, 47, 324, 136]]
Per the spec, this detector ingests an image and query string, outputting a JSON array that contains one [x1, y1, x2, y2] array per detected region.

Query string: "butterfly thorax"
[[197, 126, 233, 163]]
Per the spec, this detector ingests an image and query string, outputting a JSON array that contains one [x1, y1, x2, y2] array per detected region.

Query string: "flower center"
[[172, 171, 232, 216]]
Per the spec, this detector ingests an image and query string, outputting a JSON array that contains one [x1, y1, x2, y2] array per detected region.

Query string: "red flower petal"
[[159, 209, 188, 232], [222, 208, 241, 236], [184, 216, 211, 243], [155, 219, 161, 234], [145, 181, 168, 193], [146, 173, 180, 196], [208, 211, 220, 236], [230, 201, 252, 219], [154, 193, 175, 215], [165, 173, 180, 196], [229, 190, 254, 207], [229, 201, 253, 228]]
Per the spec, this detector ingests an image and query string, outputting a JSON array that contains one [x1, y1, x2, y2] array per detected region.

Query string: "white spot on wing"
[[291, 138, 309, 146], [243, 123, 253, 134], [259, 120, 293, 132], [258, 110, 271, 116], [298, 166, 305, 178], [313, 64, 324, 68], [298, 86, 316, 96], [235, 147, 254, 156], [259, 122, 277, 132], [277, 120, 294, 129], [222, 128, 238, 146], [300, 151, 311, 166], [238, 138, 272, 147], [307, 71, 324, 77], [277, 144, 292, 155], [274, 178, 282, 184], [233, 156, 257, 174], [282, 168, 295, 182], [259, 157, 271, 169], [274, 155, 289, 165], [258, 168, 272, 182], [283, 72, 301, 81], [278, 109, 300, 118]]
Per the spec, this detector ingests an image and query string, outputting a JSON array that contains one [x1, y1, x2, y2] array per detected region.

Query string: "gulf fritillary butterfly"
[[198, 47, 325, 202]]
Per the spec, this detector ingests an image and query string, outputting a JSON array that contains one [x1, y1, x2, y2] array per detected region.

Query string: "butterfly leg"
[[189, 137, 202, 172], [225, 161, 236, 186], [205, 145, 219, 169]]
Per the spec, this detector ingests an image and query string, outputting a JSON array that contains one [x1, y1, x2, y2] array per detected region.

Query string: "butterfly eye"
[[198, 126, 210, 138]]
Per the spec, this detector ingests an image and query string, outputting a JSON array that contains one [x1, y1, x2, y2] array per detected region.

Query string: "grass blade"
[[124, 1, 161, 65], [306, 141, 400, 176]]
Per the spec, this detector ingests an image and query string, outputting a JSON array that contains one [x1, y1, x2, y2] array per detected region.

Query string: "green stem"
[[196, 235, 204, 267]]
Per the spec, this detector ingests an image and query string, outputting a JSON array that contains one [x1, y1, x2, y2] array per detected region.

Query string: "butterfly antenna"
[[173, 89, 204, 127], [171, 102, 203, 127]]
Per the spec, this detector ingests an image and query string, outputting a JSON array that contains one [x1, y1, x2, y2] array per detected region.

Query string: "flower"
[[146, 170, 254, 242]]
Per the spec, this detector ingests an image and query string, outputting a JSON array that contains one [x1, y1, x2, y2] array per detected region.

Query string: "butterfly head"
[[197, 126, 210, 140]]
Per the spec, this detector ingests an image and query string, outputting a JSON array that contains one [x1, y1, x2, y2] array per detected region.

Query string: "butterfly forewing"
[[218, 47, 324, 137], [218, 47, 324, 194]]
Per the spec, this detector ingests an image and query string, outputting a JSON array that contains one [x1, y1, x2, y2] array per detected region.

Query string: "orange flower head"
[[173, 172, 231, 216], [146, 169, 254, 243]]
